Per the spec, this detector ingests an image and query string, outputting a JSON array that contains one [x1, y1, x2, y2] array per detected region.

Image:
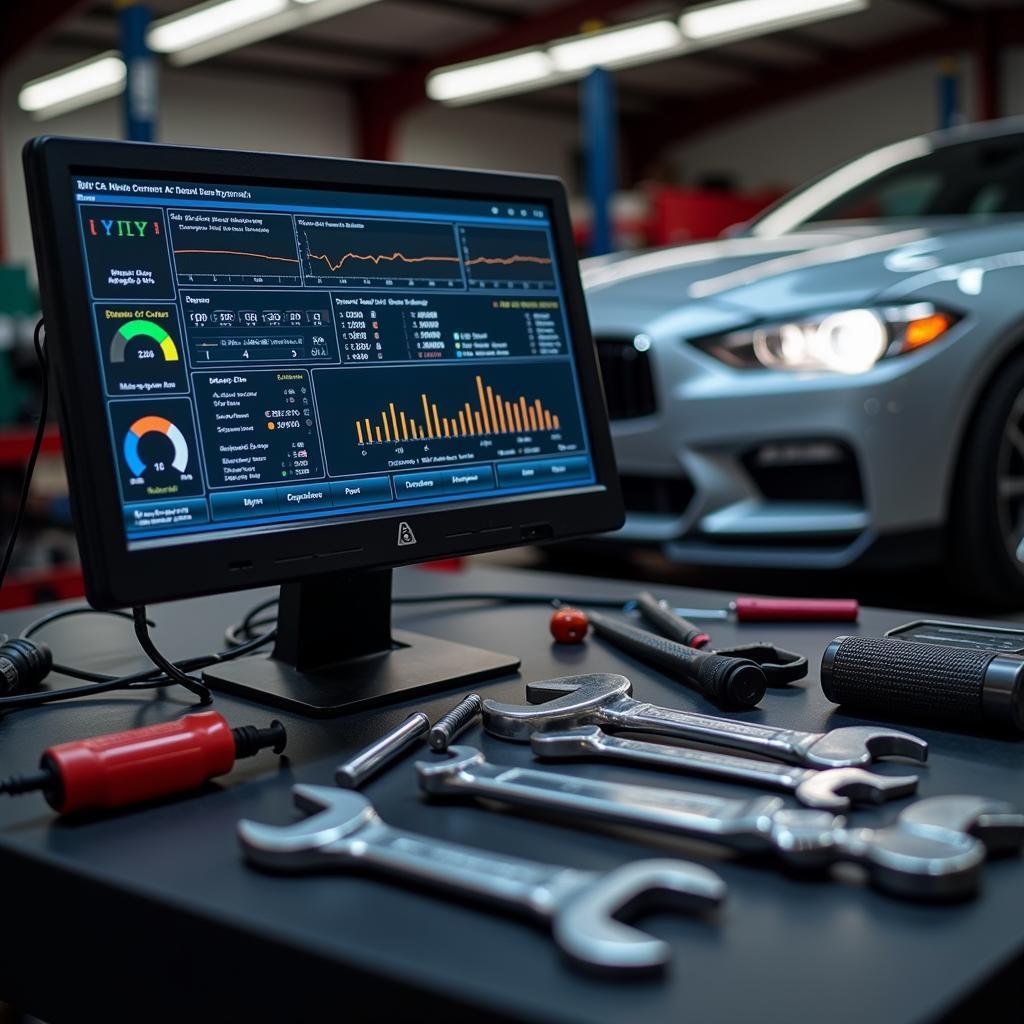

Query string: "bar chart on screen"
[[353, 373, 562, 446], [313, 360, 585, 477]]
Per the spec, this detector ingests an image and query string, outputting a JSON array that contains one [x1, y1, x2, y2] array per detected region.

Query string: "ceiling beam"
[[621, 10, 1024, 179], [397, 0, 521, 23], [0, 0, 90, 67], [898, 0, 966, 21]]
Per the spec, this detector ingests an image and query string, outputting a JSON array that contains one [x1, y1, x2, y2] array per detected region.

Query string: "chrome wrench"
[[238, 783, 725, 974], [531, 726, 919, 811], [483, 673, 928, 768], [417, 747, 1024, 900]]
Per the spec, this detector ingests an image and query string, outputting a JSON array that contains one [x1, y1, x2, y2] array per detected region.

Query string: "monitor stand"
[[203, 568, 520, 716]]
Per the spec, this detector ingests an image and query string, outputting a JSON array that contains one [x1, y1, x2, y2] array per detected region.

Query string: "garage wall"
[[1, 48, 357, 273], [669, 51, 1024, 192], [397, 103, 577, 186]]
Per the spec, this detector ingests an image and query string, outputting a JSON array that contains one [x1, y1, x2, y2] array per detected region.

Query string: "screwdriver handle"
[[588, 611, 766, 710], [733, 597, 859, 623], [634, 592, 710, 648]]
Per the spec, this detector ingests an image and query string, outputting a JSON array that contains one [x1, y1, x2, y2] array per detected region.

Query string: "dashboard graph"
[[299, 216, 463, 289], [168, 210, 301, 286], [460, 226, 556, 290], [315, 361, 585, 477], [354, 373, 561, 445]]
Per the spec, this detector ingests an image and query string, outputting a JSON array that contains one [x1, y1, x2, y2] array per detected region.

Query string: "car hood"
[[582, 219, 1024, 332]]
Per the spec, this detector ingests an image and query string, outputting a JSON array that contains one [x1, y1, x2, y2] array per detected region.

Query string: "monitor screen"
[[70, 174, 597, 549]]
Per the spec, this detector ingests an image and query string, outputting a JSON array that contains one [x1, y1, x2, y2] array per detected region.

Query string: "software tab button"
[[210, 488, 279, 520], [277, 483, 332, 511], [331, 476, 393, 507]]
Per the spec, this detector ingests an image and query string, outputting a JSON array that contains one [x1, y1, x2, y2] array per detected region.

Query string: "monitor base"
[[203, 629, 519, 716], [203, 567, 519, 715]]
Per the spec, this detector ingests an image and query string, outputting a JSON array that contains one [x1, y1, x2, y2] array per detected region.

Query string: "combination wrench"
[[238, 783, 725, 974], [531, 726, 919, 811], [483, 673, 929, 768], [417, 747, 1024, 900]]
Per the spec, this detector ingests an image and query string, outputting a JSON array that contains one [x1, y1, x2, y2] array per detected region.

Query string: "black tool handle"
[[821, 635, 1024, 733], [634, 592, 710, 648], [589, 611, 766, 710]]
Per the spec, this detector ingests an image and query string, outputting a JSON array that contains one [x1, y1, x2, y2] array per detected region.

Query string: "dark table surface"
[[0, 564, 1021, 1024]]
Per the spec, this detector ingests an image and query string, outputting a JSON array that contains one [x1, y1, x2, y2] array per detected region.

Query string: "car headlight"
[[692, 304, 960, 374]]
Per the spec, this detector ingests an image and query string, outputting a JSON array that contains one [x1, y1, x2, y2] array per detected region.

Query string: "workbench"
[[0, 565, 1020, 1023]]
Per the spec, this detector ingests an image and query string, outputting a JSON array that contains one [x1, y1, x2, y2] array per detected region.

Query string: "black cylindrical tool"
[[588, 610, 766, 710], [634, 592, 711, 649], [821, 635, 1024, 733]]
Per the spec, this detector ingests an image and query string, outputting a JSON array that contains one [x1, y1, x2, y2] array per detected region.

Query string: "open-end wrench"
[[238, 783, 725, 974], [417, 747, 1024, 900], [531, 726, 919, 811], [482, 673, 928, 769]]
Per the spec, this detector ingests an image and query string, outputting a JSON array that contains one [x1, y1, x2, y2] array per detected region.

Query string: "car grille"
[[620, 474, 695, 515], [594, 335, 657, 420]]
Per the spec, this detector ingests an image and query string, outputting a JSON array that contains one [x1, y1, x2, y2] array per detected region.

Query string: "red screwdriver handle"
[[44, 711, 237, 813], [733, 597, 860, 623]]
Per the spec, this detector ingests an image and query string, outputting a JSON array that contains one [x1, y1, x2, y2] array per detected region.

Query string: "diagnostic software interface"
[[71, 174, 596, 546]]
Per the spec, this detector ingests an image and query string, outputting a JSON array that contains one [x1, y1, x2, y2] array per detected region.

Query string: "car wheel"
[[949, 351, 1024, 606]]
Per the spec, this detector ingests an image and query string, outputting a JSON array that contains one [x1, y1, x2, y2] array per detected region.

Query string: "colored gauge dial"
[[123, 416, 189, 477], [110, 320, 179, 363]]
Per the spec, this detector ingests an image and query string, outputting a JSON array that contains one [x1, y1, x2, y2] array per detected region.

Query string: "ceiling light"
[[18, 53, 126, 119], [148, 0, 289, 53], [680, 0, 868, 45], [148, 0, 382, 66], [548, 20, 683, 73], [427, 51, 555, 104]]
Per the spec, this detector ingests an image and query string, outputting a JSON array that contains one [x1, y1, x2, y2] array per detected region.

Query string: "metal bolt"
[[430, 694, 482, 751]]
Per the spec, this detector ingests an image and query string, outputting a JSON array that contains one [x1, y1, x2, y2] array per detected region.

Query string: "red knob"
[[550, 607, 590, 644]]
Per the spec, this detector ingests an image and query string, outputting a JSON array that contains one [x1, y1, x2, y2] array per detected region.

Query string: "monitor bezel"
[[24, 136, 623, 609]]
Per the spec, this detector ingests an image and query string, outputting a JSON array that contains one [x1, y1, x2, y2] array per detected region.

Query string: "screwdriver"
[[661, 597, 859, 623], [0, 711, 286, 814]]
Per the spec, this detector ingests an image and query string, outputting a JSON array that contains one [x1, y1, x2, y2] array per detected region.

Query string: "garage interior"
[[2, 2, 1024, 1022]]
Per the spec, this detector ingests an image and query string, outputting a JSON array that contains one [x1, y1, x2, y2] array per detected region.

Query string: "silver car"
[[583, 118, 1024, 603]]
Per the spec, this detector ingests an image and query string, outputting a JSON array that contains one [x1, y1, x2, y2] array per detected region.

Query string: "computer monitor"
[[23, 137, 622, 714]]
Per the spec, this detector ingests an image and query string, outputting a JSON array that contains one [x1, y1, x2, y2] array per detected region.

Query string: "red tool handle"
[[733, 597, 860, 623], [44, 711, 237, 813]]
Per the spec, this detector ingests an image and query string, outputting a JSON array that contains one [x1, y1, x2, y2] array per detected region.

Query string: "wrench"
[[531, 726, 919, 811], [482, 673, 928, 769], [418, 747, 1024, 900], [238, 783, 725, 974]]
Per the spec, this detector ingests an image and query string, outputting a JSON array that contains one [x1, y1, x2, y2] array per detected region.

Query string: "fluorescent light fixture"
[[148, 0, 382, 66], [148, 0, 289, 53], [548, 19, 683, 73], [680, 0, 868, 44], [18, 53, 126, 119], [427, 51, 555, 103]]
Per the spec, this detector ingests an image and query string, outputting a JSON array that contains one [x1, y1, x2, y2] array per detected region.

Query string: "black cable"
[[0, 605, 275, 713], [224, 588, 634, 646], [0, 320, 48, 593], [132, 606, 212, 704]]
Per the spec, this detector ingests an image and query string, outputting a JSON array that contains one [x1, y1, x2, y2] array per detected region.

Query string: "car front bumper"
[[601, 320, 972, 569]]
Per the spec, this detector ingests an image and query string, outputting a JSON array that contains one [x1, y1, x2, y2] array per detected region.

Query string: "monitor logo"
[[397, 522, 417, 546]]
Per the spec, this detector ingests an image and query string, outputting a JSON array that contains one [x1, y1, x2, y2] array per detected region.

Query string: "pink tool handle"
[[733, 597, 860, 622]]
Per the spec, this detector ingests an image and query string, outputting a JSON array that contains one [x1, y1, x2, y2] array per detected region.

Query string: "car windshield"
[[751, 130, 1024, 235]]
